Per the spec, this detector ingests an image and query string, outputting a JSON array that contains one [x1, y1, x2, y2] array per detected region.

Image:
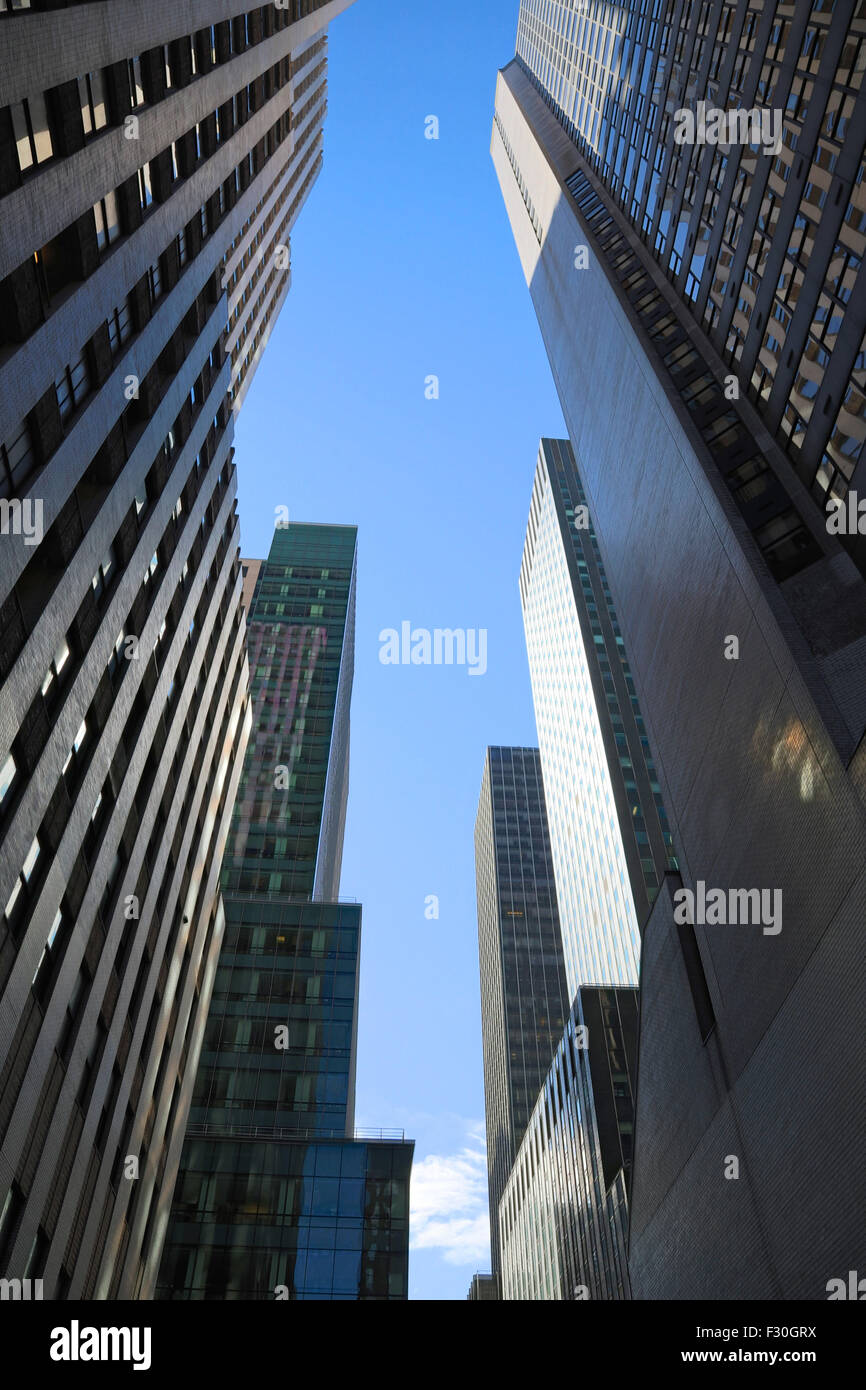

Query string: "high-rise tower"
[[498, 985, 639, 1301], [474, 746, 570, 1287], [0, 0, 353, 1299], [157, 523, 413, 1301], [520, 438, 677, 997], [489, 438, 673, 1301], [493, 1, 866, 1298], [223, 523, 356, 905]]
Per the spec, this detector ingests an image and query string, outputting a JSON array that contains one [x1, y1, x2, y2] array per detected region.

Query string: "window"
[[62, 718, 88, 788], [40, 637, 71, 701], [79, 71, 108, 136], [107, 300, 132, 355], [91, 548, 115, 601], [0, 422, 35, 494], [93, 192, 120, 251], [138, 163, 153, 211], [55, 352, 90, 423], [32, 907, 63, 989], [10, 93, 53, 173], [107, 629, 127, 683], [127, 56, 145, 109], [4, 836, 41, 925], [0, 752, 16, 812]]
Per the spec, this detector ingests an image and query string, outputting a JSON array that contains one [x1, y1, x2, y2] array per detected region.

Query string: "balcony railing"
[[185, 1121, 407, 1143]]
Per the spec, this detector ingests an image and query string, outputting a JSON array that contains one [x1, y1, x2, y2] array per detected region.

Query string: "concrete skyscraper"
[[474, 746, 570, 1287], [157, 524, 413, 1301], [0, 0, 353, 1298], [494, 1, 866, 1298]]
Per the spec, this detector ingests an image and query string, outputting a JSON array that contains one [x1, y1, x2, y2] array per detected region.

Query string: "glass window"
[[1, 422, 35, 491], [127, 56, 144, 109], [40, 637, 71, 698], [0, 752, 16, 809], [11, 93, 53, 173], [80, 71, 108, 136], [93, 191, 120, 251], [107, 300, 132, 354], [21, 837, 40, 882], [32, 907, 63, 988], [139, 163, 153, 210]]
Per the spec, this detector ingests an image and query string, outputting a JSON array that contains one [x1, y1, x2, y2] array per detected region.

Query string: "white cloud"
[[410, 1127, 491, 1267]]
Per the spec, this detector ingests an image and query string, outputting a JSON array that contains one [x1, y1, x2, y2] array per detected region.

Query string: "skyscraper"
[[520, 438, 677, 997], [157, 523, 413, 1301], [223, 523, 356, 906], [498, 986, 638, 1301], [467, 1272, 498, 1301], [474, 746, 570, 1286], [489, 438, 672, 1301], [494, 2, 866, 1297], [513, 0, 866, 525], [0, 0, 353, 1298]]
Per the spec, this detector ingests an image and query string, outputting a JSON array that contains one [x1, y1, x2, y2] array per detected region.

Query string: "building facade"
[[513, 0, 866, 526], [521, 438, 677, 996], [499, 986, 638, 1302], [494, 1, 866, 1298], [474, 745, 570, 1284], [224, 523, 357, 904], [156, 895, 412, 1301], [0, 0, 353, 1298], [157, 522, 413, 1301], [467, 1272, 499, 1301]]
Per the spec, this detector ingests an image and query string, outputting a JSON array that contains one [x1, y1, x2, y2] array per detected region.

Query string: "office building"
[[156, 897, 413, 1301], [157, 523, 413, 1300], [223, 523, 356, 905], [492, 438, 671, 1301], [0, 0, 353, 1297], [520, 438, 677, 997], [513, 0, 866, 526], [499, 986, 638, 1301], [494, 2, 866, 1297], [474, 745, 570, 1285], [467, 1272, 499, 1301]]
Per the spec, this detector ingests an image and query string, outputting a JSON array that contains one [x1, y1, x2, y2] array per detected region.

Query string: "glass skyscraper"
[[474, 745, 570, 1286], [513, 0, 866, 520], [156, 523, 413, 1300], [224, 523, 356, 904], [481, 439, 673, 1301], [499, 986, 638, 1301], [494, 0, 866, 1298], [520, 438, 677, 996]]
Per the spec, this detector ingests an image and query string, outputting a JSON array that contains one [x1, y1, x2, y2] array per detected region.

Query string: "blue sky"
[[232, 0, 565, 1299]]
